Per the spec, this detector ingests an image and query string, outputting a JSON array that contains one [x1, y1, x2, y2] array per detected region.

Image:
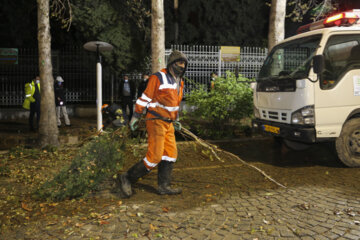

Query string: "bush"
[[33, 128, 128, 201], [183, 71, 253, 138]]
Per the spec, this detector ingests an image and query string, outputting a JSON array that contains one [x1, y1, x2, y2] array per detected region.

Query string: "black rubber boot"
[[158, 161, 182, 195], [117, 160, 149, 197]]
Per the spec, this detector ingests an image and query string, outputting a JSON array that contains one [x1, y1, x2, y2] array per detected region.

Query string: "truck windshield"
[[258, 34, 322, 81]]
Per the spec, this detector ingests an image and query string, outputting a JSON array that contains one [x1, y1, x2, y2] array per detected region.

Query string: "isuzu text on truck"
[[252, 10, 360, 167]]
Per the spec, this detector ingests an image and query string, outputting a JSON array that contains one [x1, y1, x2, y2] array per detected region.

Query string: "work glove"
[[173, 121, 182, 131], [129, 116, 139, 131]]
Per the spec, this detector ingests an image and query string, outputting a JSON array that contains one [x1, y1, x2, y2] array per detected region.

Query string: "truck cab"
[[252, 10, 360, 167]]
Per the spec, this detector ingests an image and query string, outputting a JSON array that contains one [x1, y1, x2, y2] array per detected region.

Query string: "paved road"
[[3, 138, 360, 240], [5, 187, 360, 239]]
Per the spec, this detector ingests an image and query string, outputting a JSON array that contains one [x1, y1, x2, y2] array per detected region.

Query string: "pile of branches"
[[33, 128, 129, 201]]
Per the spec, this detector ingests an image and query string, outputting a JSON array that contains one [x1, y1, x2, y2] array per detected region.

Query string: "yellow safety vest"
[[22, 81, 40, 110]]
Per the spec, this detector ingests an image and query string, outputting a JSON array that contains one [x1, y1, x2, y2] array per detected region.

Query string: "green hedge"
[[184, 71, 253, 138]]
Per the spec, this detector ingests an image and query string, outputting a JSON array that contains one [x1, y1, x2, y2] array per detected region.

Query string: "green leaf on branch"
[[184, 71, 253, 139], [33, 128, 128, 201]]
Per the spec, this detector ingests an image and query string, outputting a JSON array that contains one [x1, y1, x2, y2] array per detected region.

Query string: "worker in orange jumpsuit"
[[117, 50, 188, 197]]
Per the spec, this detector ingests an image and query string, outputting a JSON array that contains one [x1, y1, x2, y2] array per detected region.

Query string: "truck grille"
[[261, 109, 289, 123]]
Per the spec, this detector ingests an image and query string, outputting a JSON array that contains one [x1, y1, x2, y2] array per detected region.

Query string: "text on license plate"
[[263, 125, 280, 134]]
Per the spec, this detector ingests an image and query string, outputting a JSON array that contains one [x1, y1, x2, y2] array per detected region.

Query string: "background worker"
[[23, 76, 41, 132], [119, 75, 136, 122], [117, 50, 188, 197], [208, 72, 217, 91], [54, 76, 71, 127], [101, 103, 125, 129]]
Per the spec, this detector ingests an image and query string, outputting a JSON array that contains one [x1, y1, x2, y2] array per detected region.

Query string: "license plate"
[[263, 125, 280, 134]]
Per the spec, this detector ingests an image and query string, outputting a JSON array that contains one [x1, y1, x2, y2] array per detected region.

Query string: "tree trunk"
[[268, 0, 286, 51], [174, 0, 179, 44], [151, 0, 165, 73], [37, 0, 59, 147]]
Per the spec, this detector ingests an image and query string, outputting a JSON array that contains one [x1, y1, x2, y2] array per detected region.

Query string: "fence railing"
[[168, 45, 267, 95], [0, 45, 267, 107]]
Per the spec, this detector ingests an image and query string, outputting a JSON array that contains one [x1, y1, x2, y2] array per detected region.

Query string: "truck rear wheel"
[[284, 139, 311, 151], [336, 118, 360, 167]]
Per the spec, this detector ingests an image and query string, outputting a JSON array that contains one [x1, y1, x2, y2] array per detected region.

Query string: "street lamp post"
[[83, 41, 114, 131]]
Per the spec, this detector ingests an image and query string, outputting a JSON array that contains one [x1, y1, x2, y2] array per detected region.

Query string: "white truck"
[[252, 10, 360, 167]]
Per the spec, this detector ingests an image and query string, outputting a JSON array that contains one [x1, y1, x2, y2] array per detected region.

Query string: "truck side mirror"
[[313, 55, 324, 74]]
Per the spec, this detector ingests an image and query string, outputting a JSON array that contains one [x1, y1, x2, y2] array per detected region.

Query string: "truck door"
[[314, 34, 360, 139]]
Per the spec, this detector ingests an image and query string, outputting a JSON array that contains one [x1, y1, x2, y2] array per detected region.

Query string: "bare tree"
[[174, 0, 179, 44], [151, 0, 165, 72], [268, 0, 287, 51], [37, 0, 59, 147], [50, 0, 72, 31], [287, 0, 335, 22]]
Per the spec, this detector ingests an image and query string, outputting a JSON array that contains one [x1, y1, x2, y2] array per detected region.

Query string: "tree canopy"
[[165, 0, 268, 46], [2, 0, 360, 72], [70, 0, 151, 72]]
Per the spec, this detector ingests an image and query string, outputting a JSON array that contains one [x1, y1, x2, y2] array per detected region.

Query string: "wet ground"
[[1, 118, 360, 239]]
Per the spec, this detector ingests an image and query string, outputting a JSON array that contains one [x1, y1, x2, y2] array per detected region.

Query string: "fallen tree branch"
[[74, 123, 286, 189], [179, 127, 287, 189], [180, 127, 223, 162], [74, 127, 130, 148], [216, 147, 287, 189]]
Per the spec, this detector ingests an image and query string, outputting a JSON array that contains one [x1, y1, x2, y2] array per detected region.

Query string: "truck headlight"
[[254, 106, 260, 118], [291, 105, 315, 126]]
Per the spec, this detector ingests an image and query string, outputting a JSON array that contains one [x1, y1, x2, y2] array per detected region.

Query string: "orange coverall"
[[134, 69, 184, 170]]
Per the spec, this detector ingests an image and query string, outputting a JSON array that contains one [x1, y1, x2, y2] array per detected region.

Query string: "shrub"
[[33, 128, 128, 201], [183, 71, 253, 138]]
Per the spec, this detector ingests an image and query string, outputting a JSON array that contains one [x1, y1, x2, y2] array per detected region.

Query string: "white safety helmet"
[[56, 76, 64, 82]]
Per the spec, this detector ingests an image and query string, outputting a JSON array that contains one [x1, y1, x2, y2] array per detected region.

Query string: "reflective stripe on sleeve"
[[136, 99, 148, 107], [141, 93, 152, 102], [25, 94, 31, 97]]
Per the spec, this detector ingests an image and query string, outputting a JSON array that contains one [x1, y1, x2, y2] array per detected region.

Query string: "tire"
[[335, 118, 360, 167], [284, 139, 311, 151]]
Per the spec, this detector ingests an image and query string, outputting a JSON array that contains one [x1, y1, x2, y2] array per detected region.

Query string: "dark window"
[[321, 34, 360, 89]]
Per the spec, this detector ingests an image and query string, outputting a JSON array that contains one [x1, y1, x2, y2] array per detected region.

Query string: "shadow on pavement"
[[217, 137, 344, 168]]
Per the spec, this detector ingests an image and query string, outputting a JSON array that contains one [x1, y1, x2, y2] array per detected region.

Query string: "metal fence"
[[0, 45, 267, 107], [168, 45, 268, 95], [1, 48, 40, 107], [1, 47, 93, 107]]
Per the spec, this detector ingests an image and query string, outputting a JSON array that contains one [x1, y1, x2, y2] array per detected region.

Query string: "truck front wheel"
[[336, 118, 360, 167]]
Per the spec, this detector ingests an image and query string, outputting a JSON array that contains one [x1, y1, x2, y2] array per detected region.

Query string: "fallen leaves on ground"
[[21, 202, 32, 212], [162, 207, 170, 213]]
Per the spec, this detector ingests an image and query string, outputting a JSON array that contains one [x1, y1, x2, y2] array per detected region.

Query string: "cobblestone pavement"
[[3, 140, 360, 240], [1, 118, 360, 240], [4, 185, 360, 240]]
